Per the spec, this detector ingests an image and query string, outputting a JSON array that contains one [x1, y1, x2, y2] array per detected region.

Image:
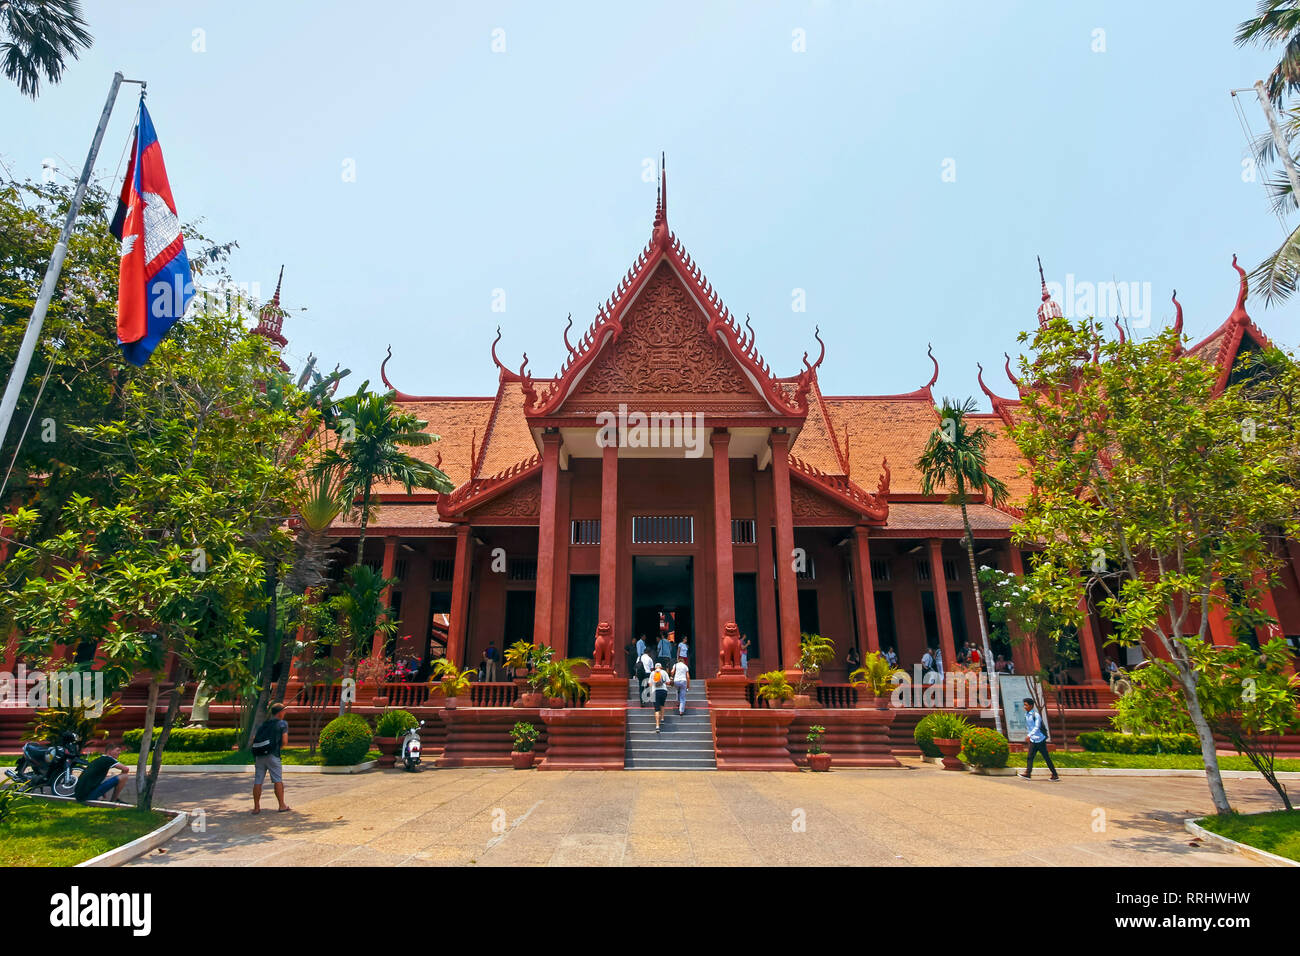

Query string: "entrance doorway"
[[633, 555, 694, 673]]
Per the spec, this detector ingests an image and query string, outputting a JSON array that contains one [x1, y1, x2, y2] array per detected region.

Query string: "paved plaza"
[[127, 761, 1286, 867]]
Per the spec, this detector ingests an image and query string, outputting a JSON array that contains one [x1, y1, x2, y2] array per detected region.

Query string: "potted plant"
[[510, 720, 540, 769], [849, 651, 904, 709], [793, 632, 835, 706], [920, 711, 971, 771], [430, 658, 475, 708], [510, 642, 552, 707], [754, 670, 797, 707], [806, 724, 831, 771], [373, 708, 417, 767], [354, 651, 390, 707], [534, 656, 590, 708]]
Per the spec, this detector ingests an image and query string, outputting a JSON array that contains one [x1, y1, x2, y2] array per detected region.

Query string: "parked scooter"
[[5, 731, 84, 797], [400, 720, 425, 771]]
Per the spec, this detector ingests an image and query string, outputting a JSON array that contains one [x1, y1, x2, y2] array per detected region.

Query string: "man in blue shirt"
[[656, 633, 674, 669], [1018, 697, 1059, 781]]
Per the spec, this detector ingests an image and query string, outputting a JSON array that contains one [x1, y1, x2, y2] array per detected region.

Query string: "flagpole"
[[0, 71, 143, 455]]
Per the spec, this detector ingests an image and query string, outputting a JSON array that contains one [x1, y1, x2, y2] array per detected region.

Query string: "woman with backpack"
[[649, 662, 670, 732]]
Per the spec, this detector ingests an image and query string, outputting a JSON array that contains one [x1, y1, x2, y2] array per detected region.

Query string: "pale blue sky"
[[2, 1, 1294, 403]]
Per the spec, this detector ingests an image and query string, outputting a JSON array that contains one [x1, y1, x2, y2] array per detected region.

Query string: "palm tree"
[[1236, 2, 1300, 301], [917, 396, 1010, 733], [1, 0, 93, 99]]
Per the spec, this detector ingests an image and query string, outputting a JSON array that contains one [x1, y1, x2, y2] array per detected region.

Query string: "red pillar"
[[753, 468, 778, 671], [372, 535, 399, 657], [447, 525, 473, 666], [1007, 546, 1040, 675], [850, 527, 880, 655], [770, 432, 802, 677], [533, 431, 562, 651], [711, 431, 736, 646], [599, 442, 618, 628], [927, 538, 957, 669], [1076, 596, 1106, 685]]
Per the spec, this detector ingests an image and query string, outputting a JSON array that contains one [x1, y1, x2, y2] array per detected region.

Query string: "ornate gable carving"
[[468, 479, 541, 518], [791, 482, 857, 523], [571, 265, 762, 402]]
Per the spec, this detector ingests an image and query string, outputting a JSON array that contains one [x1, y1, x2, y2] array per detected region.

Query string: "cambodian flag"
[[110, 100, 193, 366]]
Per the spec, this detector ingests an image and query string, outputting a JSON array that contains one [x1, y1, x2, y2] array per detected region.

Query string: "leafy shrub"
[[374, 709, 417, 738], [914, 712, 971, 756], [510, 721, 539, 753], [806, 724, 826, 755], [1077, 731, 1199, 755], [0, 786, 30, 826], [319, 714, 373, 766], [26, 701, 122, 745], [122, 727, 239, 753], [754, 670, 795, 703], [960, 726, 1010, 768]]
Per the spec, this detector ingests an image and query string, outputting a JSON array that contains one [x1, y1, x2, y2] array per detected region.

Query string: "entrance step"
[[624, 679, 716, 770]]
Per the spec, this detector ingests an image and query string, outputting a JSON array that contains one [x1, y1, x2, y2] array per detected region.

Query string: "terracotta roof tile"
[[331, 503, 454, 531], [791, 379, 846, 474], [881, 503, 1014, 532], [823, 397, 940, 494], [372, 398, 495, 492], [477, 383, 537, 477]]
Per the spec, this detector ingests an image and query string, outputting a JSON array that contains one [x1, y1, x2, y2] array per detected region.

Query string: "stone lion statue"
[[592, 621, 615, 669], [718, 622, 742, 671]]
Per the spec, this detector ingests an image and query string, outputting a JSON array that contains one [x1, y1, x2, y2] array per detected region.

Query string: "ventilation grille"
[[632, 515, 694, 545]]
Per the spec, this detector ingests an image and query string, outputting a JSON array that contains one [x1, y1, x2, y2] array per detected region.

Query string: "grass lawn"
[[1015, 751, 1300, 772], [1196, 810, 1300, 862], [123, 748, 380, 766], [0, 798, 168, 866]]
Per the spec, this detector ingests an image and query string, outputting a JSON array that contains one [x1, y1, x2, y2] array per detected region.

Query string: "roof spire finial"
[[924, 342, 939, 389], [651, 152, 670, 249], [1230, 253, 1250, 322], [660, 151, 667, 225], [1036, 255, 1064, 327]]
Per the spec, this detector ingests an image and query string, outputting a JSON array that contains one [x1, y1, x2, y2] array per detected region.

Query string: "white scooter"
[[400, 719, 425, 771]]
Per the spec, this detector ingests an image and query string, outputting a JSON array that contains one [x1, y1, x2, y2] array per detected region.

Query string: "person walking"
[[649, 662, 670, 732], [482, 641, 499, 682], [739, 634, 750, 674], [671, 655, 691, 716], [252, 702, 292, 813], [677, 635, 689, 661], [638, 647, 656, 707], [1018, 697, 1059, 781], [636, 633, 647, 660], [656, 632, 674, 670]]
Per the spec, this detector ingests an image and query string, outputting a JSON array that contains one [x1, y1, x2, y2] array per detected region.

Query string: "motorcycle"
[[400, 720, 425, 771], [5, 731, 84, 797]]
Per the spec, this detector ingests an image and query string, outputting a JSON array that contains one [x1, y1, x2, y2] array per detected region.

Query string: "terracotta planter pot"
[[511, 750, 535, 770], [515, 692, 544, 708], [778, 698, 798, 708], [791, 694, 815, 709], [932, 737, 965, 771], [545, 696, 567, 709], [354, 684, 378, 706], [375, 736, 398, 768], [373, 696, 390, 708], [443, 695, 464, 710], [807, 752, 832, 772]]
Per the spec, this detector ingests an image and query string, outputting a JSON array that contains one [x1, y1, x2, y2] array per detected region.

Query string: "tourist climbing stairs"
[[624, 677, 717, 770]]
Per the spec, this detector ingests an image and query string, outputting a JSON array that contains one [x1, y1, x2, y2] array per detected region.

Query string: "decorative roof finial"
[[660, 151, 667, 225], [1230, 254, 1250, 322], [1171, 290, 1184, 352], [490, 326, 510, 375], [1113, 316, 1126, 344], [924, 343, 939, 389], [1037, 255, 1064, 327], [252, 265, 288, 347], [977, 362, 996, 405], [1004, 352, 1021, 389], [652, 152, 669, 249]]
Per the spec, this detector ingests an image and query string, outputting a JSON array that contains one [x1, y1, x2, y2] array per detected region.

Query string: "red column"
[[448, 525, 473, 666], [927, 538, 957, 670], [1007, 546, 1040, 675], [712, 431, 736, 644], [753, 468, 778, 671], [599, 442, 618, 629], [770, 432, 802, 677], [1076, 596, 1106, 685], [372, 535, 399, 657], [550, 468, 572, 653], [850, 527, 880, 654], [532, 431, 562, 651]]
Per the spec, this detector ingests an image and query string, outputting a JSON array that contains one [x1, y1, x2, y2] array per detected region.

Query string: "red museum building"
[[325, 172, 1300, 696]]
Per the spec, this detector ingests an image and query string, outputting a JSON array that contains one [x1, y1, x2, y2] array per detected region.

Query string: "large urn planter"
[[442, 695, 465, 710], [510, 750, 535, 770], [515, 691, 544, 708], [375, 736, 399, 768], [933, 737, 964, 771], [791, 694, 815, 709], [808, 752, 832, 772], [545, 696, 567, 709]]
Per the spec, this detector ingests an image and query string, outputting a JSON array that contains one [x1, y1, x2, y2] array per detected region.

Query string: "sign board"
[[998, 675, 1048, 742]]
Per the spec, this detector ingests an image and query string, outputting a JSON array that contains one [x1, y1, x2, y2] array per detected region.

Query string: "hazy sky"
[[3, 1, 1294, 403]]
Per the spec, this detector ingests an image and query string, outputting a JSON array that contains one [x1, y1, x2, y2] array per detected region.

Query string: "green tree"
[[1010, 316, 1300, 815], [0, 0, 92, 98], [918, 396, 1009, 732]]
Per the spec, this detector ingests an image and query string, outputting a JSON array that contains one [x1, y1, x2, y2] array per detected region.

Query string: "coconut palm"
[[917, 396, 1009, 732], [1237, 1, 1300, 108], [1, 0, 93, 99]]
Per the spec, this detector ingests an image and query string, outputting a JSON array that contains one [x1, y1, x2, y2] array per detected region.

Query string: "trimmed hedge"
[[122, 727, 239, 753], [319, 714, 373, 766], [961, 726, 1010, 768], [374, 709, 417, 738], [1077, 731, 1199, 755]]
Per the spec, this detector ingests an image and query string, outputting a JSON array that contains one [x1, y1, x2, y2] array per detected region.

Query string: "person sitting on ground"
[[75, 745, 131, 804]]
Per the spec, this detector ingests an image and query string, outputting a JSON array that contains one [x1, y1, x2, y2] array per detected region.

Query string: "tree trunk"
[[134, 673, 160, 809], [337, 480, 372, 716], [1178, 664, 1233, 814], [137, 664, 188, 811], [958, 491, 1003, 734], [246, 570, 280, 747]]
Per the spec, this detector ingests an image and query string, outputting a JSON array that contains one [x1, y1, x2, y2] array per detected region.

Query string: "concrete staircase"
[[624, 677, 717, 770]]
